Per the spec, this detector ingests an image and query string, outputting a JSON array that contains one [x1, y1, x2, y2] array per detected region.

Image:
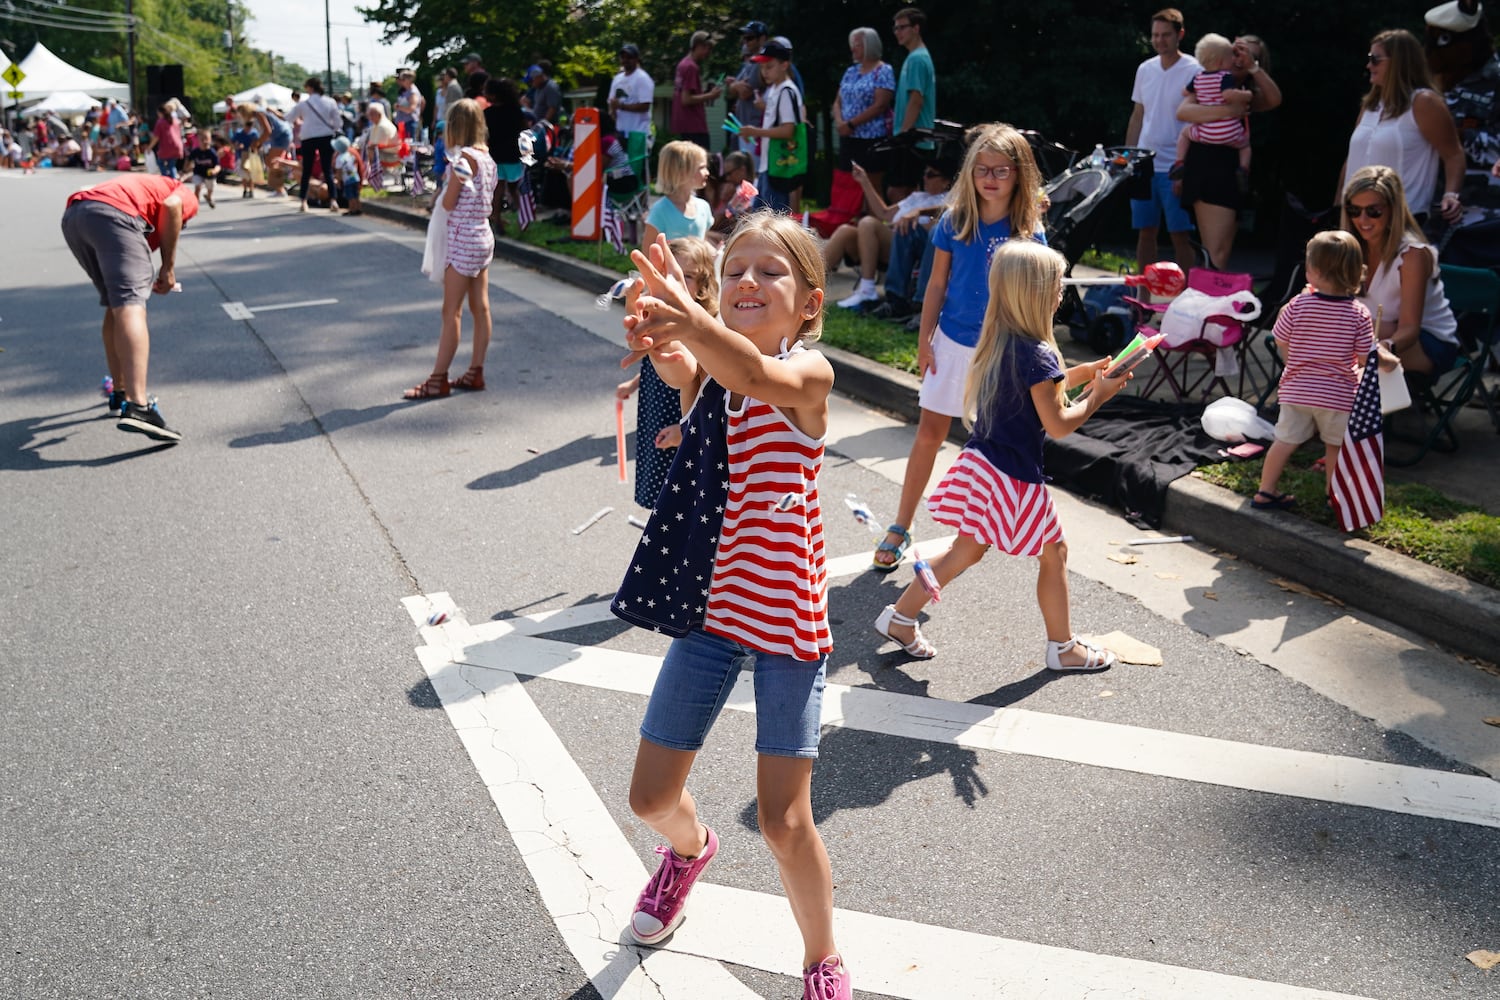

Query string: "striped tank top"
[[703, 384, 831, 661], [1188, 71, 1247, 147]]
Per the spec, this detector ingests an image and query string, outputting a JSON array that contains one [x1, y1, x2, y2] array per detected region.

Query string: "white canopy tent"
[[212, 83, 295, 115], [20, 91, 102, 118], [8, 42, 129, 109]]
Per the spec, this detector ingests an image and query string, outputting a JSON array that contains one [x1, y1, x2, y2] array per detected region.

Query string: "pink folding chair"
[[1129, 269, 1256, 402]]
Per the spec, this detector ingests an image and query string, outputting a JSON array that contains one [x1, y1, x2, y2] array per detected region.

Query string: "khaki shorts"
[[917, 326, 976, 418], [1275, 403, 1348, 446]]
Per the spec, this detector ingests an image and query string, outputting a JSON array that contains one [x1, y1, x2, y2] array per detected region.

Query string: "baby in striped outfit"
[[1254, 231, 1397, 510], [1171, 34, 1252, 189]]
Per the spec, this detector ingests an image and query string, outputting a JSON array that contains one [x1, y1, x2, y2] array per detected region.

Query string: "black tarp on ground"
[[1042, 397, 1233, 528]]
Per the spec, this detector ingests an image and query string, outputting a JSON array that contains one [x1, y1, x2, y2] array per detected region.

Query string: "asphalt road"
[[2, 168, 1497, 1000]]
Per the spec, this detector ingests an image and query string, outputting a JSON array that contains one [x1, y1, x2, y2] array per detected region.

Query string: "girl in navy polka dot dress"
[[616, 237, 719, 508]]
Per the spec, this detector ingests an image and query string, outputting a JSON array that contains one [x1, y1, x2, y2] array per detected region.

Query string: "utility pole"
[[324, 0, 333, 94], [345, 38, 352, 94], [126, 0, 136, 110]]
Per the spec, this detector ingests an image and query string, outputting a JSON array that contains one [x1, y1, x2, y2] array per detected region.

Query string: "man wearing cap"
[[728, 21, 770, 155], [672, 32, 722, 151], [737, 39, 803, 212], [60, 173, 200, 443], [527, 60, 562, 125], [1426, 0, 1500, 183], [462, 53, 485, 79], [609, 44, 656, 140]]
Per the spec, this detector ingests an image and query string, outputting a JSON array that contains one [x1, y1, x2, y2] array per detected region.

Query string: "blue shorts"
[[1419, 330, 1460, 374], [640, 626, 828, 758], [339, 178, 360, 201], [1130, 171, 1194, 233]]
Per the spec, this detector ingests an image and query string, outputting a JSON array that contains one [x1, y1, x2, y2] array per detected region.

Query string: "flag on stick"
[[1329, 350, 1385, 532], [516, 169, 536, 231], [601, 199, 625, 254]]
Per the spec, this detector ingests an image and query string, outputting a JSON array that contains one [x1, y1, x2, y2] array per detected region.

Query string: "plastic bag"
[[1200, 396, 1275, 443], [144, 150, 160, 175], [243, 151, 266, 185], [1159, 288, 1262, 348], [421, 202, 449, 284]]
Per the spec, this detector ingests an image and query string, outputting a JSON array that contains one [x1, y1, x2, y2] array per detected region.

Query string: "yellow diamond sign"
[[1, 64, 25, 88]]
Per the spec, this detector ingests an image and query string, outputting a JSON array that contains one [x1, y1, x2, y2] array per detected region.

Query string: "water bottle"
[[1089, 143, 1107, 168]]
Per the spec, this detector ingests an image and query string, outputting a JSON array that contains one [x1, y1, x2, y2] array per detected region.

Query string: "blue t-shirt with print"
[[931, 213, 1046, 347], [969, 336, 1065, 484]]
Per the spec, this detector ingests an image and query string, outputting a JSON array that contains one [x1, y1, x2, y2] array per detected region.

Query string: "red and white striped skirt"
[[927, 448, 1063, 556]]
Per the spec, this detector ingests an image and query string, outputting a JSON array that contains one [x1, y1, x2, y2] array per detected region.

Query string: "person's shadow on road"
[[228, 402, 408, 447], [0, 406, 176, 469]]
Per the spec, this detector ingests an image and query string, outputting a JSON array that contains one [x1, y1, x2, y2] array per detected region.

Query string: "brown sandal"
[[452, 366, 486, 391], [403, 373, 450, 400]]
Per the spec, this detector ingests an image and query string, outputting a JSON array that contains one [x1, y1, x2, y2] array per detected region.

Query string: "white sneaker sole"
[[117, 416, 183, 443]]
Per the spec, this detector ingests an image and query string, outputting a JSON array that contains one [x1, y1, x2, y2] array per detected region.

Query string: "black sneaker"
[[106, 389, 126, 417], [118, 398, 182, 443]]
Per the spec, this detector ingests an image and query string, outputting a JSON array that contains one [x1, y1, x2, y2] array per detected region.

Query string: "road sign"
[[1, 64, 25, 88], [6, 91, 22, 102]]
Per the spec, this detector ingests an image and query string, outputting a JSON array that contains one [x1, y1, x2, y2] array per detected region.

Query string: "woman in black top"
[[482, 77, 528, 233]]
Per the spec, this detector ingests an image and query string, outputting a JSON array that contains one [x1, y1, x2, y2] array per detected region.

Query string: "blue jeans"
[[755, 171, 792, 213], [885, 223, 936, 303], [157, 157, 179, 179], [640, 626, 828, 758]]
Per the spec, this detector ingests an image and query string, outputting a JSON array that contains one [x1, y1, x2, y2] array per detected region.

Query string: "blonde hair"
[[445, 98, 487, 149], [963, 240, 1067, 431], [1341, 165, 1425, 269], [1361, 29, 1433, 119], [656, 140, 708, 197], [721, 211, 826, 340], [669, 236, 720, 317], [946, 123, 1044, 244], [1194, 33, 1232, 71], [1305, 230, 1365, 296]]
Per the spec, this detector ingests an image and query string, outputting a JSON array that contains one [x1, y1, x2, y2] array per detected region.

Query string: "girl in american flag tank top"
[[873, 240, 1133, 673], [612, 215, 854, 1000]]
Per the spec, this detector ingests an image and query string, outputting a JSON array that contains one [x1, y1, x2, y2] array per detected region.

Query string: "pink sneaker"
[[803, 955, 853, 999], [628, 825, 718, 945]]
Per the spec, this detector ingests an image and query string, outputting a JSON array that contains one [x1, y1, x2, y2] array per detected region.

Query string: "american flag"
[[1329, 351, 1385, 532], [366, 147, 383, 192], [516, 169, 535, 231], [602, 199, 625, 255], [408, 151, 426, 196]]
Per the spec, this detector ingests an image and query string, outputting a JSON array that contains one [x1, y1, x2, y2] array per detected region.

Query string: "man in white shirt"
[[1124, 7, 1200, 268], [609, 43, 655, 140]]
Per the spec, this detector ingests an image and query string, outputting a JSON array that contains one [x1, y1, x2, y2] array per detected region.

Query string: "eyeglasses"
[[972, 164, 1014, 180], [922, 169, 943, 179], [1344, 203, 1385, 219], [1366, 53, 1387, 65], [892, 21, 911, 30]]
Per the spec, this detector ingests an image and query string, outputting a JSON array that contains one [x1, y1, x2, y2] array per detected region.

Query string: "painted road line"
[[415, 644, 761, 999], [221, 298, 339, 320], [415, 631, 1373, 1000], [448, 628, 1500, 830]]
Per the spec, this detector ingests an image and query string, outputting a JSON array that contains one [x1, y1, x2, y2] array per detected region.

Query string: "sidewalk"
[[362, 196, 1500, 665]]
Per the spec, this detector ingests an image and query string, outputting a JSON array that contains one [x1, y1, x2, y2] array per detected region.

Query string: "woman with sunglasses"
[[1338, 29, 1465, 227], [1343, 164, 1460, 377]]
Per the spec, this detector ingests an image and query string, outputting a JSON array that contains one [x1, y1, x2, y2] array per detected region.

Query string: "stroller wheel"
[[1088, 313, 1127, 355]]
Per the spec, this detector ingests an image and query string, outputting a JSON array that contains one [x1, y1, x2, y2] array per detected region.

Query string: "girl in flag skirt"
[[612, 214, 853, 1000], [873, 239, 1132, 670]]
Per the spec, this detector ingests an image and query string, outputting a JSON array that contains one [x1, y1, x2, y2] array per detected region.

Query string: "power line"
[[0, 8, 130, 33], [12, 0, 132, 25]]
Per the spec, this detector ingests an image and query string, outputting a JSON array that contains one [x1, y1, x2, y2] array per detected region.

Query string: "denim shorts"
[[1130, 171, 1194, 233], [640, 627, 828, 758], [1419, 330, 1460, 374]]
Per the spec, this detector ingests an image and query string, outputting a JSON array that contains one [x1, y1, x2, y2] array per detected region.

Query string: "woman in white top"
[[1338, 29, 1464, 225], [1343, 165, 1460, 376], [285, 77, 344, 213]]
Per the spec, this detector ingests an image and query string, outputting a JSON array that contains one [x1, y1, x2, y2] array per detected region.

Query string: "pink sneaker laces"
[[639, 845, 694, 920], [803, 955, 851, 1000]]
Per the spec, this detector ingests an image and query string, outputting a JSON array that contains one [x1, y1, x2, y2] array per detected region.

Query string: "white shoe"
[[837, 285, 879, 310]]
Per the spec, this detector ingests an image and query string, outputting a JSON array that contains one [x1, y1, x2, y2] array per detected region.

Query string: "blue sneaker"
[[117, 397, 182, 443]]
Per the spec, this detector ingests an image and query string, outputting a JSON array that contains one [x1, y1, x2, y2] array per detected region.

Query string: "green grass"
[[820, 304, 920, 373], [1197, 454, 1500, 589], [511, 218, 637, 274], [1078, 248, 1137, 273]]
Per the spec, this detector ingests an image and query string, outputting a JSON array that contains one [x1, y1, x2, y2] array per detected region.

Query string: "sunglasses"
[[1366, 53, 1387, 65], [972, 164, 1014, 180], [1345, 203, 1385, 219]]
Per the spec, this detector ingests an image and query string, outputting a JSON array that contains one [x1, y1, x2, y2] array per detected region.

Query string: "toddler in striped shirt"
[[1170, 34, 1251, 192], [1254, 231, 1396, 510]]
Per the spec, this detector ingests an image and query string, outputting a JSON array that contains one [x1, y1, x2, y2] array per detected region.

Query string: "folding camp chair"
[[1131, 269, 1257, 403], [604, 130, 652, 243], [1386, 263, 1500, 466], [808, 168, 866, 239]]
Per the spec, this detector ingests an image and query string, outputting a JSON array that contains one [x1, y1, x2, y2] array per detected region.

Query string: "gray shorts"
[[61, 200, 154, 308]]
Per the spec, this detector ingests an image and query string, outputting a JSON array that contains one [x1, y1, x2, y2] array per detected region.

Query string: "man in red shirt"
[[60, 173, 199, 443], [671, 31, 722, 152]]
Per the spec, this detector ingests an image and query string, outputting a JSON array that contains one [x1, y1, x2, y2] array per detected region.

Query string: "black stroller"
[[1045, 146, 1157, 352]]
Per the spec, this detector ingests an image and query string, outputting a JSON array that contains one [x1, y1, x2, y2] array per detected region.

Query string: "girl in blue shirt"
[[874, 240, 1130, 669], [872, 122, 1047, 573]]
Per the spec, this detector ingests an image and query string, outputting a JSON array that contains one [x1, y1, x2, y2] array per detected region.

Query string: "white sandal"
[[874, 605, 937, 659], [1045, 636, 1116, 672]]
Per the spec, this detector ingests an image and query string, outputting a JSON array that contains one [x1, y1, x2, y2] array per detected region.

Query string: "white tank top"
[[1345, 94, 1440, 216], [1360, 236, 1458, 345]]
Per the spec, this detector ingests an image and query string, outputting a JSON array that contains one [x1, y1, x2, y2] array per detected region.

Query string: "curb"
[[361, 198, 1500, 662], [1163, 476, 1500, 664]]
